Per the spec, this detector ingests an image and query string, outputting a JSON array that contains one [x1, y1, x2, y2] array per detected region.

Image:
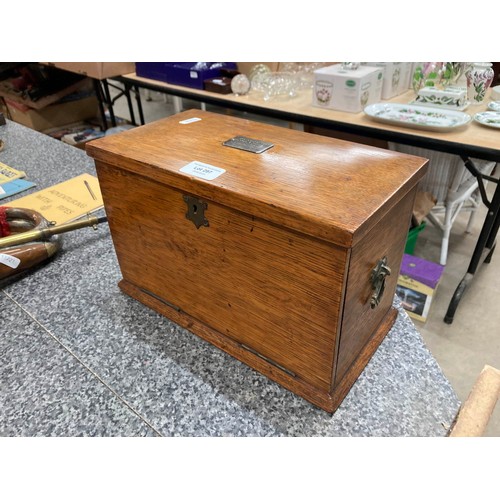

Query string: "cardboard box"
[[0, 73, 92, 110], [313, 64, 384, 113], [236, 62, 280, 75], [409, 62, 423, 90], [43, 63, 135, 80], [4, 95, 99, 132], [0, 97, 8, 118], [363, 62, 413, 99], [396, 254, 444, 322]]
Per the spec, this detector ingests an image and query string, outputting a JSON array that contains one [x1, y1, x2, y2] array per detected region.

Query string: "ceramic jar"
[[466, 63, 495, 105]]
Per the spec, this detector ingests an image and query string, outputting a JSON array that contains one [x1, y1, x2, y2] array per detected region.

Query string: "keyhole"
[[192, 204, 198, 214]]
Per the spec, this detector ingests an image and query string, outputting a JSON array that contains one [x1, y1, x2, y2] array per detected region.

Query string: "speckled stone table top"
[[0, 120, 461, 436]]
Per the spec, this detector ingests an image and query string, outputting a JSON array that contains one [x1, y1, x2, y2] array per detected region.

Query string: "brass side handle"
[[370, 256, 391, 309]]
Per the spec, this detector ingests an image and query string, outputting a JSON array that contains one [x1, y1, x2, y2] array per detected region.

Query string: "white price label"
[[0, 253, 21, 269], [179, 117, 202, 124], [180, 161, 226, 181]]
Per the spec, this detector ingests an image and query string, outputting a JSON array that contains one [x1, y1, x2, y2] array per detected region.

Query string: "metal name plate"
[[223, 136, 274, 154]]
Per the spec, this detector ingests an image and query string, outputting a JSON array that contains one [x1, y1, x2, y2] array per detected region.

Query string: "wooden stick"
[[450, 365, 500, 437]]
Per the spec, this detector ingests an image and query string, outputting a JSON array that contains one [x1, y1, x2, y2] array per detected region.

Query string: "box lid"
[[315, 63, 383, 78], [86, 109, 428, 248], [400, 254, 445, 288]]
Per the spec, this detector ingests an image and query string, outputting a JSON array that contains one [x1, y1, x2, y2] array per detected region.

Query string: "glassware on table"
[[249, 64, 272, 92], [231, 74, 251, 96], [448, 62, 470, 85], [412, 62, 446, 94], [412, 62, 473, 95], [279, 62, 330, 89], [256, 72, 298, 101]]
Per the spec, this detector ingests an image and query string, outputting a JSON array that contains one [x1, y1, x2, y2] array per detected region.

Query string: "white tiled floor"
[[109, 87, 500, 436]]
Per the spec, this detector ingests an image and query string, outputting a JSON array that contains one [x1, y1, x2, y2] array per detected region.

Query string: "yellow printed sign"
[[0, 161, 26, 184], [3, 173, 103, 225]]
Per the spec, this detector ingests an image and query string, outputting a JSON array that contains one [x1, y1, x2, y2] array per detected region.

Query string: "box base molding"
[[118, 279, 397, 413]]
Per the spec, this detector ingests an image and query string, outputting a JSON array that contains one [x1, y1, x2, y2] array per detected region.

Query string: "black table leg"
[[122, 83, 137, 126], [93, 79, 108, 131], [133, 84, 145, 125], [101, 80, 116, 128], [444, 178, 500, 323]]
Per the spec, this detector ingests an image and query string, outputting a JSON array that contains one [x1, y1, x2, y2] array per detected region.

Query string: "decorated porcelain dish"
[[410, 98, 470, 111], [364, 103, 472, 132], [487, 101, 500, 112], [473, 111, 500, 129]]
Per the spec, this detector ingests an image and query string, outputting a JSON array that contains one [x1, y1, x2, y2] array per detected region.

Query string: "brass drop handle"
[[370, 256, 391, 309]]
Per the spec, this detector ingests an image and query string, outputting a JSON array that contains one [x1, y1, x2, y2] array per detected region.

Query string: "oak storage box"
[[86, 110, 428, 412]]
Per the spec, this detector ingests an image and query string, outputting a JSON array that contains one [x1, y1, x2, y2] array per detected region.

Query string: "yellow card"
[[3, 173, 103, 225], [0, 161, 26, 184]]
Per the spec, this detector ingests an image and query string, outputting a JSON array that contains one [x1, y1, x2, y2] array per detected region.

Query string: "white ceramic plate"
[[491, 86, 500, 101], [364, 103, 472, 132], [473, 111, 500, 129], [488, 101, 500, 112]]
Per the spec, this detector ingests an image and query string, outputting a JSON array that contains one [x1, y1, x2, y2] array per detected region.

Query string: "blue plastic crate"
[[135, 62, 237, 89]]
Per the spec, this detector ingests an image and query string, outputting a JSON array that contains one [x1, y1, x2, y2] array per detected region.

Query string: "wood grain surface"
[[96, 163, 346, 390], [335, 190, 418, 384]]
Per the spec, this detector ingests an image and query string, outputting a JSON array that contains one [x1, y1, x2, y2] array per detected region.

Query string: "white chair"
[[388, 143, 496, 265]]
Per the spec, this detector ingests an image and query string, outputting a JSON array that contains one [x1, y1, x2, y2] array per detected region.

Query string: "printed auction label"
[[0, 253, 21, 269], [180, 161, 226, 181]]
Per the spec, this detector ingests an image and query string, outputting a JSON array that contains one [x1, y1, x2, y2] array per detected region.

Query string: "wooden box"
[[86, 110, 428, 412]]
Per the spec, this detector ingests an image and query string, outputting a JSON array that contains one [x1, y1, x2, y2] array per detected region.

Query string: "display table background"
[[0, 119, 460, 436]]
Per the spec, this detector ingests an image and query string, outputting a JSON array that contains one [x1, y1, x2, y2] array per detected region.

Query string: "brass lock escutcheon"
[[370, 256, 391, 309], [183, 195, 209, 229]]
